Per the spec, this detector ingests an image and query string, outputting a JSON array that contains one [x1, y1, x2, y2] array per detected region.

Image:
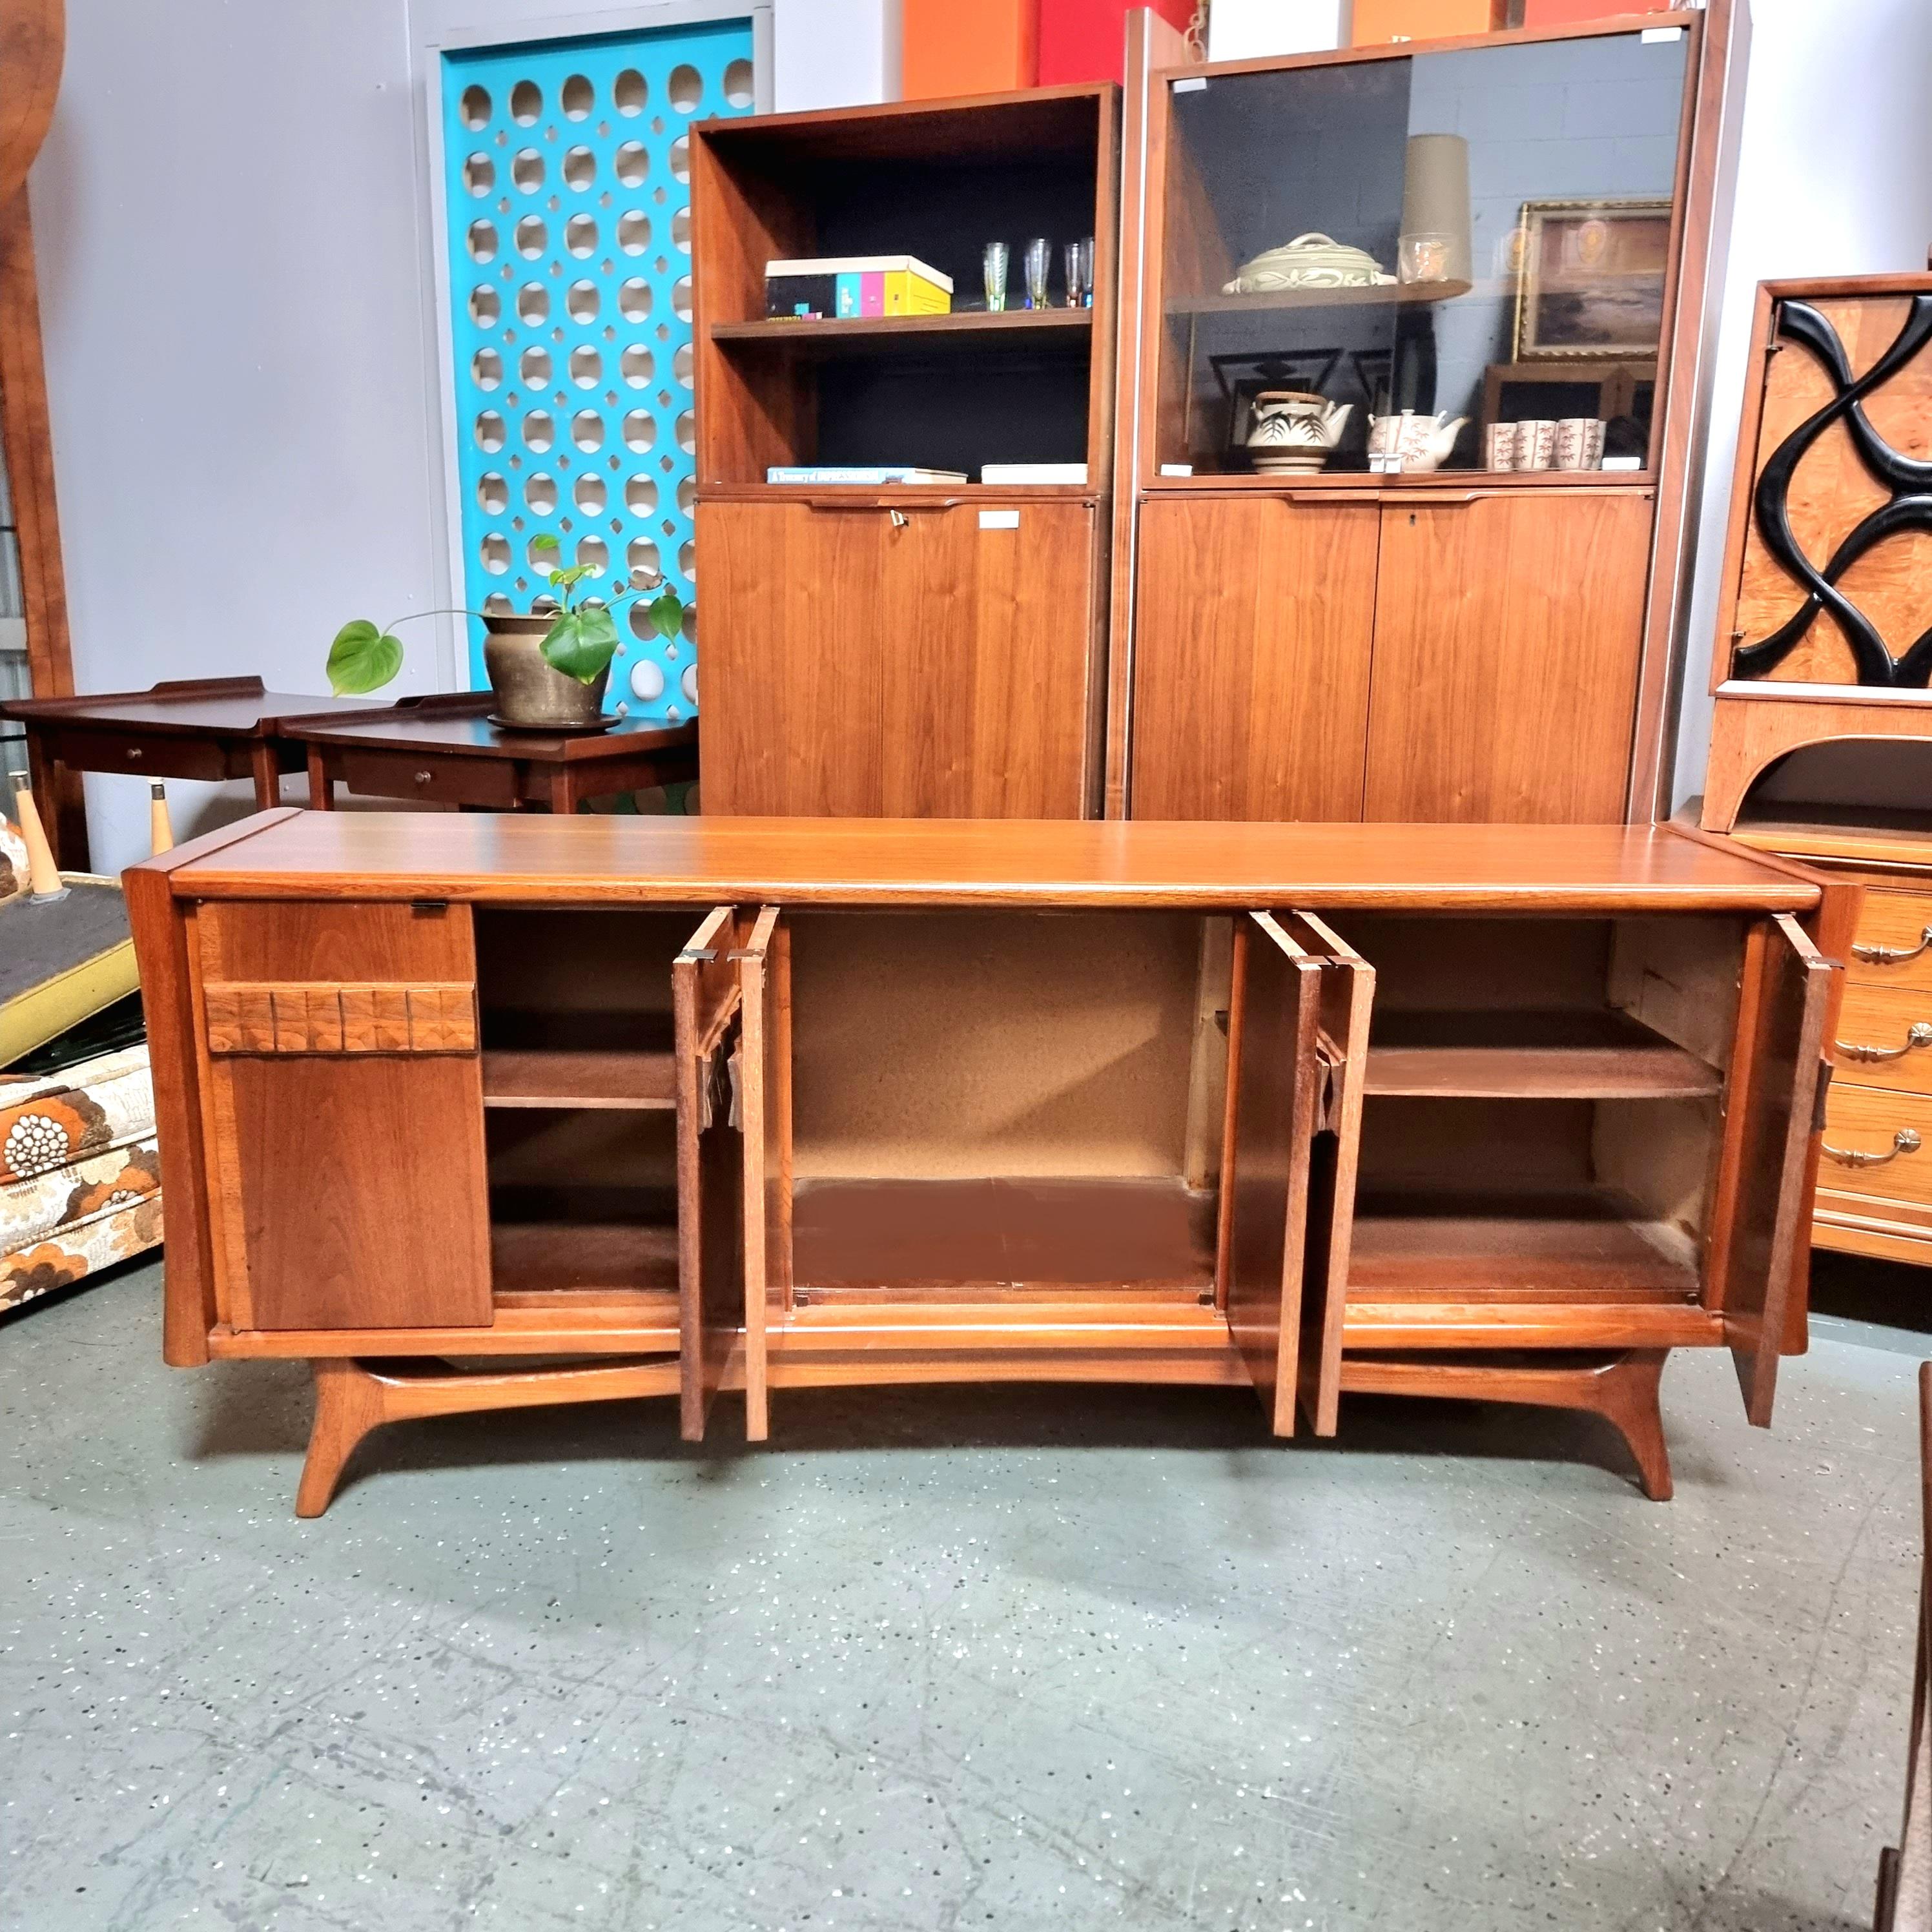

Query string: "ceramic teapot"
[[1366, 409, 1469, 474], [1246, 390, 1353, 474]]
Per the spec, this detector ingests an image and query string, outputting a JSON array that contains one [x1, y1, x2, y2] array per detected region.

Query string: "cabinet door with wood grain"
[[1130, 496, 1379, 821], [1361, 491, 1654, 822], [1221, 910, 1370, 1437], [696, 498, 1099, 818], [1711, 913, 1834, 1426], [194, 901, 491, 1333], [674, 905, 747, 1443]]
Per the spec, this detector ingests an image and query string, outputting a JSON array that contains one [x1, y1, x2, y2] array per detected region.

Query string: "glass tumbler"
[[982, 242, 1009, 313], [1023, 237, 1051, 311]]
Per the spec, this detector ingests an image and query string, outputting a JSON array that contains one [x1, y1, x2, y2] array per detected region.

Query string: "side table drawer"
[[1831, 982, 1932, 1093], [1848, 889, 1932, 992], [336, 749, 520, 808], [1818, 1081, 1932, 1211]]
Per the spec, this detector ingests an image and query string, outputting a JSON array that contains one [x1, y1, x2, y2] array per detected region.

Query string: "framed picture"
[[1512, 199, 1673, 362]]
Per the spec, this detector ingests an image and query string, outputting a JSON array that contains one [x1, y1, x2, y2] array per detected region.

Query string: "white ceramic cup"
[[1514, 419, 1556, 471], [1485, 422, 1518, 471]]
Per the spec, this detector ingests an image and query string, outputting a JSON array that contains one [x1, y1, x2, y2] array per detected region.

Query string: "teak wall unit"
[[128, 811, 1851, 1516], [1109, 3, 1750, 825], [690, 87, 1120, 818]]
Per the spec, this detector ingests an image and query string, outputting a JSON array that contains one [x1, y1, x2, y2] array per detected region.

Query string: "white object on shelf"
[[980, 463, 1087, 485], [1208, 0, 1350, 61], [978, 510, 1020, 530]]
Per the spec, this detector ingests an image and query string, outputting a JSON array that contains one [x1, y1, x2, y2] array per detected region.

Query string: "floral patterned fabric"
[[0, 1043, 161, 1315]]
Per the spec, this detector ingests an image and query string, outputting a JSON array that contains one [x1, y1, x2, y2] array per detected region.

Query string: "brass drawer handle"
[[1837, 1021, 1932, 1064], [1853, 925, 1932, 965], [1822, 1127, 1922, 1169]]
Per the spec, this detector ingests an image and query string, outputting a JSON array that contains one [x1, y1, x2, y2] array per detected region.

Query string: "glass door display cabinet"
[[1115, 6, 1745, 825]]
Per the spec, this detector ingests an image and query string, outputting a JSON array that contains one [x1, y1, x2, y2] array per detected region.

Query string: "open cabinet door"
[[675, 907, 745, 1442], [735, 907, 792, 1442], [1223, 912, 1326, 1436], [1721, 912, 1834, 1427], [1280, 912, 1373, 1437]]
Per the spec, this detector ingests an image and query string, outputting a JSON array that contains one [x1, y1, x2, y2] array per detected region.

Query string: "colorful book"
[[766, 254, 953, 320]]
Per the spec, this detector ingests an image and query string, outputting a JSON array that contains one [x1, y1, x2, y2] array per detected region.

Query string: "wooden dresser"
[[1731, 814, 1932, 1265], [127, 813, 1852, 1515]]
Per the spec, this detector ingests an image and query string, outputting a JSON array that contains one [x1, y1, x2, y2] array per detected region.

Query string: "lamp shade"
[[1401, 132, 1472, 287]]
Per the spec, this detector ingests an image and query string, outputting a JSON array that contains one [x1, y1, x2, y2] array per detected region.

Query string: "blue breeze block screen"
[[441, 20, 754, 722]]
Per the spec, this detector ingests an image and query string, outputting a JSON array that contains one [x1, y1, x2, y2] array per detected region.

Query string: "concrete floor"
[[0, 1259, 1922, 1931]]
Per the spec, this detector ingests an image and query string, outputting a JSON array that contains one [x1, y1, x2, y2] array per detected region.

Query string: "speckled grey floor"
[[0, 1260, 1921, 1931]]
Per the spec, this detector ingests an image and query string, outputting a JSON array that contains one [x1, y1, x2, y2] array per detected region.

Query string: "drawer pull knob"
[[1853, 925, 1932, 965], [1837, 1022, 1932, 1064], [1822, 1126, 1922, 1169], [415, 769, 433, 785]]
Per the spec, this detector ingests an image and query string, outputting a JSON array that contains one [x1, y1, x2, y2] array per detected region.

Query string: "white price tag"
[[1158, 463, 1194, 478], [1641, 26, 1683, 43], [978, 509, 1020, 530]]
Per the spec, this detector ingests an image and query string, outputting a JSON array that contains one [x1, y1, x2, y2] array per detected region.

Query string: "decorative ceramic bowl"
[[1222, 233, 1395, 295]]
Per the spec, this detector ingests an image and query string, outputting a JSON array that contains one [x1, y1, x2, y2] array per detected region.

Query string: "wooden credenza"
[[127, 812, 1853, 1515]]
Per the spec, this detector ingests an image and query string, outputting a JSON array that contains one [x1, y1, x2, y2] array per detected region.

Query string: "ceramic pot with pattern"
[[1245, 391, 1353, 475], [482, 615, 611, 730]]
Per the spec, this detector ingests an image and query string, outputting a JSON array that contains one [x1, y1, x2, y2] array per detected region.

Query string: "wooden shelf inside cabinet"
[[491, 1221, 681, 1298], [482, 1048, 677, 1111], [1348, 1189, 1702, 1300], [712, 311, 1093, 358], [1364, 1012, 1721, 1100], [1167, 278, 1472, 318], [700, 482, 1100, 505]]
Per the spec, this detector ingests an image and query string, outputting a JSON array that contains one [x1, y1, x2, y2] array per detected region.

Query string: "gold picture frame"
[[1512, 198, 1672, 363]]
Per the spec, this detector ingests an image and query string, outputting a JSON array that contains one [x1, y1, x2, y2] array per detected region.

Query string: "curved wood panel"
[[0, 0, 61, 203]]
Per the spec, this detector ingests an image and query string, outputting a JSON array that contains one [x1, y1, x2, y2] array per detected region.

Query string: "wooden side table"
[[285, 693, 698, 814], [0, 677, 381, 868]]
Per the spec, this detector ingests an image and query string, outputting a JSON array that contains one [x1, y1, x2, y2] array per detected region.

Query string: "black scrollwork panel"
[[1734, 295, 1932, 688]]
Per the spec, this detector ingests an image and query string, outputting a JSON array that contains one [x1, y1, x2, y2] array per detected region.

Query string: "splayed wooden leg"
[[295, 1355, 682, 1517], [1340, 1349, 1674, 1501]]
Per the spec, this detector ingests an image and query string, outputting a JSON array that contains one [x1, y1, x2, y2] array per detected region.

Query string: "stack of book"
[[765, 254, 953, 320]]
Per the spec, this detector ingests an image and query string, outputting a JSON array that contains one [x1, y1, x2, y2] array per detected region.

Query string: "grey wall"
[[28, 0, 897, 872]]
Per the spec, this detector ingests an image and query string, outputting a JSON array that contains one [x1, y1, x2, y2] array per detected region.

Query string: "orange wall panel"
[[903, 0, 1040, 99], [1350, 0, 1505, 43]]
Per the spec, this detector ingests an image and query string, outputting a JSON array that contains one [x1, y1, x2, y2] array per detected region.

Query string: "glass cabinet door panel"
[[1157, 59, 1410, 478], [1153, 28, 1690, 480], [1407, 29, 1689, 478]]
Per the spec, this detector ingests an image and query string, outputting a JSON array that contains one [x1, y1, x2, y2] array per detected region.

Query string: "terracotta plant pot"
[[481, 614, 609, 730]]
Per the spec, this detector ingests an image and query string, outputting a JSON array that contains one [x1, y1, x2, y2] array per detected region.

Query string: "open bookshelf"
[[692, 85, 1118, 495]]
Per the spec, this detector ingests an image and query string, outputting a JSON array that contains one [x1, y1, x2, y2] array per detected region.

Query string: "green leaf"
[[646, 589, 684, 641], [530, 533, 560, 555], [541, 604, 621, 684], [548, 562, 596, 593], [326, 618, 404, 695]]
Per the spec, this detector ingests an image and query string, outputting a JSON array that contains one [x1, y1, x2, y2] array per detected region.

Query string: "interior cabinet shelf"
[[491, 1221, 681, 1297], [1166, 278, 1472, 317], [712, 310, 1093, 356], [1348, 1189, 1703, 1300], [481, 1048, 678, 1111], [1363, 1012, 1721, 1100]]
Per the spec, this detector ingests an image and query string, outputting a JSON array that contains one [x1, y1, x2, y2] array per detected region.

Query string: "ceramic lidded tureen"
[[1223, 233, 1395, 295]]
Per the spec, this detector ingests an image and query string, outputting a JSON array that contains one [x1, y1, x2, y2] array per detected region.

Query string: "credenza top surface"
[[139, 811, 1821, 913]]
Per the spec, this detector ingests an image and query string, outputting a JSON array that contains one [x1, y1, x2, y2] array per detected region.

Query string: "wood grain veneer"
[[148, 812, 1822, 912]]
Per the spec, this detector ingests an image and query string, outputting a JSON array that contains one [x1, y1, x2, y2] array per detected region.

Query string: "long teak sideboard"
[[126, 812, 1853, 1516]]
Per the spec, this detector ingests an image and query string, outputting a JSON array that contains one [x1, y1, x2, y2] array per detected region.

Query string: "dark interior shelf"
[[491, 1220, 680, 1297], [714, 310, 1093, 356], [482, 1048, 677, 1111], [1363, 1011, 1721, 1100]]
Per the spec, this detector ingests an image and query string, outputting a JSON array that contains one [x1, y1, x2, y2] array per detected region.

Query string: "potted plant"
[[327, 537, 685, 730]]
